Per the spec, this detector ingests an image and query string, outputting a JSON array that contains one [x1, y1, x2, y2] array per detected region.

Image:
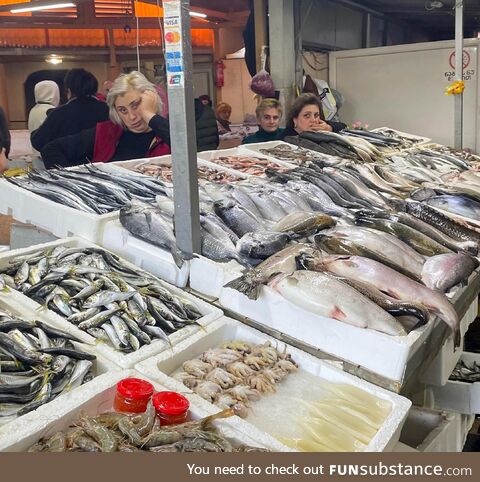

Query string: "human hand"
[[138, 90, 159, 123], [310, 119, 332, 132]]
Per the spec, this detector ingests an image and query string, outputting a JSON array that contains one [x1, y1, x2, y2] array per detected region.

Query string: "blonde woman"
[[41, 71, 170, 168], [242, 98, 284, 144]]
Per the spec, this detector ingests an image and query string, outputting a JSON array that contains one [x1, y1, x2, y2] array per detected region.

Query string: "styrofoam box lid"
[[135, 317, 412, 452], [0, 237, 223, 369], [0, 369, 273, 452]]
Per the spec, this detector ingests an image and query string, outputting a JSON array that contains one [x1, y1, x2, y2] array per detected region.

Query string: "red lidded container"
[[152, 391, 190, 425], [114, 377, 154, 413]]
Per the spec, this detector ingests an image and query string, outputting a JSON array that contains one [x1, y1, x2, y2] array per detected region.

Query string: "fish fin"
[[1, 286, 10, 293], [224, 275, 261, 300], [330, 306, 346, 321]]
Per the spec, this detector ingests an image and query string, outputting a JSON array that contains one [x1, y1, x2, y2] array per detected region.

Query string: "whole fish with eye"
[[270, 271, 406, 336], [0, 246, 203, 353], [298, 253, 461, 346], [224, 244, 319, 300], [0, 309, 96, 419]]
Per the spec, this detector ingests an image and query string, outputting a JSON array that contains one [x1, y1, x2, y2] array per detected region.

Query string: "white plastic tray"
[[0, 299, 120, 432], [425, 351, 480, 414], [0, 237, 223, 369], [135, 317, 411, 452], [0, 177, 117, 244], [0, 370, 271, 452]]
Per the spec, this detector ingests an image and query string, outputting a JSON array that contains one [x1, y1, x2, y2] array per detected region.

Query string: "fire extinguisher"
[[215, 60, 225, 87]]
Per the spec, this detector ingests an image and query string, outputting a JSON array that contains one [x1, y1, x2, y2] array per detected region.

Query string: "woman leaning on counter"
[[41, 71, 170, 168]]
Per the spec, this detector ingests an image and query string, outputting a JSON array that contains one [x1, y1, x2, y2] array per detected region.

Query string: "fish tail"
[[224, 274, 261, 300]]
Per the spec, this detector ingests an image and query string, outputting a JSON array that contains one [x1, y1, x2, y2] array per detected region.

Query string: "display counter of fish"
[[449, 358, 480, 383], [2, 164, 168, 214], [278, 383, 392, 452], [173, 340, 297, 418], [27, 404, 266, 452], [0, 308, 96, 421], [206, 155, 290, 176], [127, 162, 242, 184], [0, 246, 203, 353], [370, 128, 429, 150]]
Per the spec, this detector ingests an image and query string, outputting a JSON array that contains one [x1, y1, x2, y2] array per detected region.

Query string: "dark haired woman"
[[279, 93, 346, 140], [31, 68, 109, 153]]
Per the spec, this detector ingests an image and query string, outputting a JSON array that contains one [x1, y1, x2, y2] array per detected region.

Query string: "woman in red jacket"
[[41, 71, 170, 168]]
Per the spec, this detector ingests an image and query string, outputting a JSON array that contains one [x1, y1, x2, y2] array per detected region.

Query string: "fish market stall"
[[0, 238, 222, 368], [135, 317, 411, 452], [0, 370, 272, 452]]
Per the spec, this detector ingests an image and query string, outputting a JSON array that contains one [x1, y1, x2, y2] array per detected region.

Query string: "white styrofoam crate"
[[0, 370, 272, 452], [0, 237, 223, 369], [399, 407, 471, 452], [0, 178, 117, 244], [0, 299, 120, 432], [197, 146, 297, 176], [135, 317, 411, 452], [420, 299, 478, 386], [371, 127, 431, 146], [105, 154, 253, 182], [240, 140, 340, 166], [190, 256, 448, 383], [425, 352, 480, 414], [101, 220, 190, 288]]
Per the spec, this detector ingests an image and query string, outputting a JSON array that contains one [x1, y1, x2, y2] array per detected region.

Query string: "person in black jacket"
[[279, 93, 346, 140], [195, 98, 219, 151], [30, 68, 109, 153], [0, 106, 10, 173]]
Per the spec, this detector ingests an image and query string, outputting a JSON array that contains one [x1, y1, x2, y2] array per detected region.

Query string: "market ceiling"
[[361, 0, 480, 39]]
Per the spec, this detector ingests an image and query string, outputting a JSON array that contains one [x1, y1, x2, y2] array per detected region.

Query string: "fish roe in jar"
[[114, 378, 154, 413], [152, 391, 190, 425]]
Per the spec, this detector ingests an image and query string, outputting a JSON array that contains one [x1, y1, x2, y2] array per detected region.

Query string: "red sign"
[[449, 50, 471, 70]]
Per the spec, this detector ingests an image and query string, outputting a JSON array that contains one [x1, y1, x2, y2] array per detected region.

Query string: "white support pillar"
[[454, 1, 464, 150], [268, 0, 299, 121]]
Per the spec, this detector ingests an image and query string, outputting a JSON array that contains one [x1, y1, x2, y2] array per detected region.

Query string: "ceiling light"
[[189, 11, 207, 18], [46, 56, 63, 64], [11, 2, 75, 13]]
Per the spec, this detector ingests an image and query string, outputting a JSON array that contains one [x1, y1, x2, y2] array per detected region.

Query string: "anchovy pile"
[[0, 246, 202, 353], [449, 359, 480, 383], [0, 309, 96, 420], [4, 164, 167, 214]]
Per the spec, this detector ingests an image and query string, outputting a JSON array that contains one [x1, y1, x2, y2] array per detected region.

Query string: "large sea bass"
[[299, 254, 460, 346]]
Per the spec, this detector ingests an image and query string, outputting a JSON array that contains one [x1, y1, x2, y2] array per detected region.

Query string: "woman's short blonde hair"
[[255, 98, 282, 119], [107, 71, 163, 127]]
